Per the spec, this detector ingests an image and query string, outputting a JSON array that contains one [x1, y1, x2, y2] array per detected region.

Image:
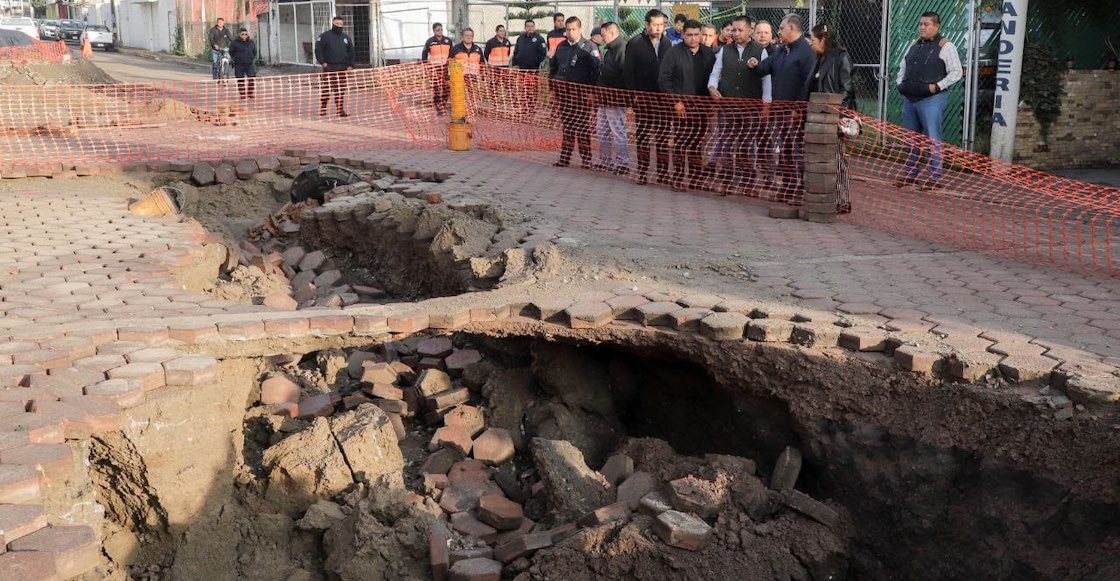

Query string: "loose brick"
[[782, 490, 841, 529], [605, 294, 650, 319], [670, 308, 714, 331], [654, 510, 713, 551], [261, 375, 301, 405], [0, 503, 48, 544], [699, 312, 750, 341], [0, 464, 40, 503], [487, 517, 536, 546], [368, 383, 403, 401], [998, 355, 1058, 383], [529, 298, 573, 322], [493, 530, 553, 563], [746, 319, 795, 342], [639, 490, 673, 516], [478, 494, 524, 530], [163, 355, 219, 387], [429, 523, 451, 581], [599, 454, 634, 487], [449, 547, 494, 566], [426, 387, 469, 410], [9, 525, 100, 579], [668, 476, 725, 519], [472, 428, 515, 466], [770, 446, 802, 492], [577, 501, 632, 527], [444, 349, 482, 377], [450, 511, 497, 537], [449, 557, 502, 581], [430, 425, 473, 455], [418, 337, 454, 358], [439, 480, 501, 514], [416, 369, 453, 397], [361, 362, 399, 385], [791, 322, 841, 347], [423, 448, 465, 476], [616, 471, 656, 509], [0, 443, 74, 482], [297, 394, 334, 418], [444, 405, 485, 437], [429, 308, 472, 330], [0, 551, 58, 580]]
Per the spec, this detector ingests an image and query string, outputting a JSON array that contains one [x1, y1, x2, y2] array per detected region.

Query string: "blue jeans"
[[902, 91, 948, 182], [596, 106, 629, 169]]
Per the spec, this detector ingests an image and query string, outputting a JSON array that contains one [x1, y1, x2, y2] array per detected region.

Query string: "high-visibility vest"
[[455, 51, 481, 76], [489, 46, 510, 67], [548, 36, 564, 54], [428, 44, 450, 65]]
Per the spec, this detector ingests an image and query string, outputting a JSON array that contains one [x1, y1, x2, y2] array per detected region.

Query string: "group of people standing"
[[420, 9, 962, 201]]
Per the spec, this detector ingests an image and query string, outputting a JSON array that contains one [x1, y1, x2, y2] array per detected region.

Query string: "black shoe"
[[892, 177, 917, 188], [338, 110, 350, 118], [838, 202, 852, 214], [636, 174, 648, 185], [553, 161, 569, 168]]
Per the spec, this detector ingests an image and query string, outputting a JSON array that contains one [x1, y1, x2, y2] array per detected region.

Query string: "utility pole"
[[450, 0, 468, 38], [989, 0, 1029, 162]]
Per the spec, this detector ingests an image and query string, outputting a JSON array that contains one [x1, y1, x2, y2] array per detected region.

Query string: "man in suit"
[[707, 15, 766, 195], [658, 19, 716, 191], [623, 9, 673, 185]]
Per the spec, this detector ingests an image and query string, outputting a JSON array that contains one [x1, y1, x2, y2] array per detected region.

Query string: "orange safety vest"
[[428, 44, 450, 65], [489, 46, 510, 67], [548, 36, 564, 54], [455, 50, 481, 76]]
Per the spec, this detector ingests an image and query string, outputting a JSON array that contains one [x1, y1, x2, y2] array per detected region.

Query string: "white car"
[[81, 25, 116, 51], [0, 17, 38, 41]]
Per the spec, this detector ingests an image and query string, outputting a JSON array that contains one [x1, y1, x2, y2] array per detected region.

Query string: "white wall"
[[379, 0, 448, 62], [118, 0, 176, 52]]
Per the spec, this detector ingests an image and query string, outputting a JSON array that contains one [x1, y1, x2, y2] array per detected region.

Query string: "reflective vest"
[[425, 37, 451, 65], [451, 44, 483, 76], [489, 46, 510, 67], [548, 35, 564, 54]]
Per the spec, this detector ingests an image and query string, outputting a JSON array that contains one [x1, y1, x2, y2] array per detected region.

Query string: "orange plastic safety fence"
[[0, 40, 71, 63], [0, 61, 1117, 276]]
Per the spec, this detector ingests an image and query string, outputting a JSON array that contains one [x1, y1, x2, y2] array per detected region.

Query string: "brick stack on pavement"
[[801, 92, 844, 224]]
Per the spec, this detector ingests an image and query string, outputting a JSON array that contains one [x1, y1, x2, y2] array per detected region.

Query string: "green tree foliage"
[[1020, 39, 1063, 141], [507, 2, 553, 37]]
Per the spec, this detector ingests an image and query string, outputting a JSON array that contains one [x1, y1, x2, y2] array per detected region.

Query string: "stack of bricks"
[[801, 92, 843, 224]]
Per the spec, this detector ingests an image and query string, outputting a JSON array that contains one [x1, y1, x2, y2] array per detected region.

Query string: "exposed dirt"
[[0, 57, 116, 86]]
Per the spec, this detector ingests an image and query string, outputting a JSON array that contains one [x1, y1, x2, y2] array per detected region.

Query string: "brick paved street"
[[360, 149, 1120, 363]]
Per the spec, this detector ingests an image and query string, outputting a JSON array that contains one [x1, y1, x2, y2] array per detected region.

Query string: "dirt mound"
[[0, 57, 115, 86], [135, 97, 195, 122]]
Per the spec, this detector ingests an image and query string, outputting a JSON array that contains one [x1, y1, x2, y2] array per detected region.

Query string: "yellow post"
[[447, 59, 472, 151]]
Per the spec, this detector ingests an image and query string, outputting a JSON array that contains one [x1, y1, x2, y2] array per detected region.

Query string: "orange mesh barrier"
[[0, 40, 71, 63], [0, 62, 1116, 276]]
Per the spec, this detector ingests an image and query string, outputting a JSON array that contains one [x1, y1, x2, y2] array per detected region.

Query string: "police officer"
[[484, 24, 511, 67], [422, 23, 454, 115], [549, 16, 600, 168], [314, 16, 354, 117], [229, 27, 257, 100]]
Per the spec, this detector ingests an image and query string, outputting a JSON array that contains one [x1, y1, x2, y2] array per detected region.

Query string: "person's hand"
[[747, 57, 759, 68], [674, 102, 685, 117], [709, 87, 722, 99], [928, 83, 938, 94]]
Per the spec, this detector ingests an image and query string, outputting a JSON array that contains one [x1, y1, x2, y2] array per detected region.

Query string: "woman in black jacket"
[[808, 24, 855, 109], [808, 23, 855, 212]]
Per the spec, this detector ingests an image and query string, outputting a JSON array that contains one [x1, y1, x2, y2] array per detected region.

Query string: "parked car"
[[80, 24, 115, 51], [39, 19, 60, 40], [59, 19, 84, 43], [0, 17, 38, 40]]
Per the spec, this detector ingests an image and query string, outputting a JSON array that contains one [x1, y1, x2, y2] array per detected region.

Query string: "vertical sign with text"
[[989, 0, 1028, 162]]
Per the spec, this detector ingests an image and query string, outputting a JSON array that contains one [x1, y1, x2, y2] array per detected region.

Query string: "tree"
[[508, 2, 553, 36]]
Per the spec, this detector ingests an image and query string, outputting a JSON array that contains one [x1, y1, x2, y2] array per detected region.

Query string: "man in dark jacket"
[[422, 23, 453, 115], [658, 19, 715, 191], [747, 14, 815, 201], [623, 9, 672, 185], [549, 16, 600, 168], [208, 18, 233, 80], [707, 15, 765, 193], [512, 19, 546, 69], [594, 22, 628, 174], [315, 16, 355, 117], [229, 28, 257, 100]]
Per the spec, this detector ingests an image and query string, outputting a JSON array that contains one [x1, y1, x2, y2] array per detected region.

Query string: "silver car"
[[39, 19, 60, 40]]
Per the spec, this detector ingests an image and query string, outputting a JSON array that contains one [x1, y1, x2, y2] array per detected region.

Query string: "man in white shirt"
[[705, 15, 765, 194]]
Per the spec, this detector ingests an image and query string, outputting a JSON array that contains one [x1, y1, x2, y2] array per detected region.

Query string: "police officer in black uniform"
[[549, 16, 600, 168], [314, 15, 355, 117]]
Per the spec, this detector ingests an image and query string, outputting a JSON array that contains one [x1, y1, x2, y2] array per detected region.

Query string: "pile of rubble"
[[240, 336, 852, 580]]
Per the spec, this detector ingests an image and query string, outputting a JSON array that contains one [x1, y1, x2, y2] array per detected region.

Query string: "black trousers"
[[319, 65, 348, 112], [633, 95, 669, 179], [671, 107, 709, 186], [234, 63, 255, 99], [557, 85, 592, 165]]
